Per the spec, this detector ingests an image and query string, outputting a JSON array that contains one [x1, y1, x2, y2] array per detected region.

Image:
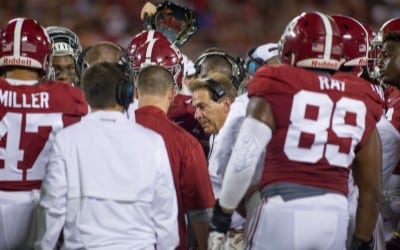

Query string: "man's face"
[[378, 40, 400, 87], [53, 55, 76, 85], [192, 88, 229, 134]]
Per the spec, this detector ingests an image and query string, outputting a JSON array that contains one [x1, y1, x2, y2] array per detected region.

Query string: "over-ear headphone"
[[115, 60, 134, 110], [76, 42, 134, 109], [244, 43, 279, 76], [244, 47, 264, 76], [206, 78, 225, 102], [194, 50, 245, 90], [76, 46, 90, 84]]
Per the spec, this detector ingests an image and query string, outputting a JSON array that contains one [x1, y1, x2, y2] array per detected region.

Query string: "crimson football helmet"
[[279, 12, 343, 71], [127, 30, 167, 59], [332, 15, 371, 67], [368, 17, 400, 80], [130, 35, 183, 89], [0, 18, 52, 74], [377, 17, 400, 42]]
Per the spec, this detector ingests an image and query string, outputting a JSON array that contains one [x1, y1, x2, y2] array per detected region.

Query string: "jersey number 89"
[[283, 90, 366, 168]]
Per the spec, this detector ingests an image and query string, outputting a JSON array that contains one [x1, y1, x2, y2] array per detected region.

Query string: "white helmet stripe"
[[359, 21, 370, 59], [144, 38, 157, 65], [317, 12, 333, 61], [13, 18, 24, 58], [146, 30, 155, 42]]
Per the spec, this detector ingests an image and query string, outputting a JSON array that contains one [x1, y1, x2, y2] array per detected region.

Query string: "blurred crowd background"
[[0, 0, 399, 60]]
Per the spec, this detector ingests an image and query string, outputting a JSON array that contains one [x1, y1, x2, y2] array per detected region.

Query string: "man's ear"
[[134, 86, 139, 99], [222, 97, 232, 111], [168, 85, 176, 101]]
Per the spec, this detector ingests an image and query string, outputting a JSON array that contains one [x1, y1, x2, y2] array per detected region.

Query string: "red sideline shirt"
[[248, 64, 383, 195], [168, 93, 210, 156], [0, 79, 88, 191], [136, 106, 215, 250]]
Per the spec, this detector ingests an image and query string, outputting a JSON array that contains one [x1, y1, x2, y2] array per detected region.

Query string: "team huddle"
[[0, 1, 400, 250]]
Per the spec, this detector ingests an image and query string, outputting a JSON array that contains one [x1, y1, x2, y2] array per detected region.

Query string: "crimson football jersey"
[[248, 64, 383, 195], [167, 93, 210, 156], [0, 79, 88, 190]]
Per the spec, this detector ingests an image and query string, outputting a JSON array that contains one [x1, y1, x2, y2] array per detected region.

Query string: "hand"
[[208, 231, 226, 250], [349, 235, 373, 250], [140, 2, 157, 20], [387, 233, 400, 250]]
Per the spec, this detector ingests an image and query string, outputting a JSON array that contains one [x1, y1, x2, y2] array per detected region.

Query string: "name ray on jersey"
[[319, 76, 345, 92]]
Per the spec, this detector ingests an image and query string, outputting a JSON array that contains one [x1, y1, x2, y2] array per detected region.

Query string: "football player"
[[376, 17, 400, 249], [46, 26, 82, 86], [0, 18, 88, 250], [208, 12, 382, 250], [332, 14, 399, 250]]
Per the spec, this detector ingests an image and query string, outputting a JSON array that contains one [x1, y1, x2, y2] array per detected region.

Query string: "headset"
[[76, 46, 89, 78], [244, 43, 279, 76], [76, 45, 95, 83], [76, 42, 134, 109], [77, 42, 133, 84], [206, 78, 225, 102], [194, 50, 245, 90], [244, 47, 265, 76], [115, 61, 135, 110]]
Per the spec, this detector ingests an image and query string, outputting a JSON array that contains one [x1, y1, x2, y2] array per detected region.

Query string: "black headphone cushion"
[[194, 51, 245, 89], [116, 77, 134, 109], [206, 78, 225, 102]]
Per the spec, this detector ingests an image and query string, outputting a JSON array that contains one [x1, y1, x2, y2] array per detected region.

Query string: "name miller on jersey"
[[319, 76, 345, 92], [0, 89, 49, 108]]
